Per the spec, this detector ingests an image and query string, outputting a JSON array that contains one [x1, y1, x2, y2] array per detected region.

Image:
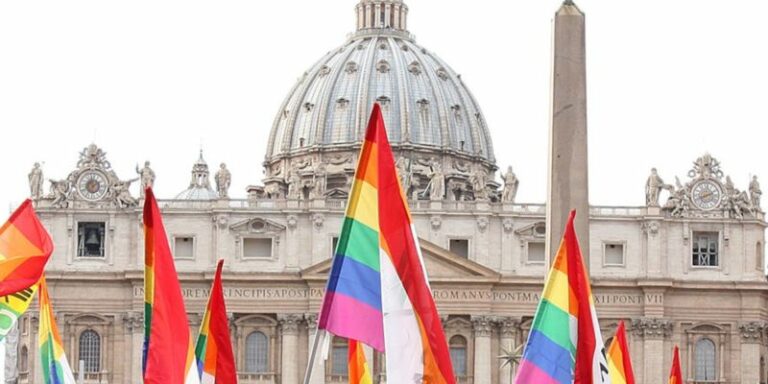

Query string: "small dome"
[[175, 150, 219, 200]]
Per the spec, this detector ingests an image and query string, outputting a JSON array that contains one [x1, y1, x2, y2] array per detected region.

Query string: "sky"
[[1, 0, 767, 212]]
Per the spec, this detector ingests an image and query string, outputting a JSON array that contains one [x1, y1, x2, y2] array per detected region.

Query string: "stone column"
[[633, 318, 672, 384], [496, 317, 519, 384], [740, 322, 764, 383], [123, 312, 144, 380], [472, 316, 492, 384], [304, 314, 325, 384], [279, 314, 302, 384]]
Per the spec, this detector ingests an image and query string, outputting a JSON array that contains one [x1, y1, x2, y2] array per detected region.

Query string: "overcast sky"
[[1, 0, 767, 213]]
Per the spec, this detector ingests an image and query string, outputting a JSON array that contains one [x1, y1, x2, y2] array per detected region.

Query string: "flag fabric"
[[143, 188, 200, 384], [669, 345, 683, 384], [514, 210, 610, 384], [348, 339, 373, 384], [0, 199, 53, 296], [194, 259, 237, 384], [317, 104, 455, 383], [38, 277, 77, 384], [607, 321, 635, 384], [0, 283, 37, 342]]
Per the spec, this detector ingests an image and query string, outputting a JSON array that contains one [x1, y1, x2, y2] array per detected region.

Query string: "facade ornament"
[[376, 59, 391, 73], [263, 182, 282, 199], [278, 314, 302, 335], [749, 176, 762, 210], [123, 311, 144, 332], [494, 317, 520, 338], [689, 153, 723, 179], [476, 216, 489, 232], [286, 215, 298, 229], [632, 317, 672, 339], [345, 61, 358, 74], [739, 321, 765, 344], [28, 162, 44, 200], [396, 157, 410, 197], [135, 161, 155, 198], [304, 313, 318, 332], [436, 67, 449, 81], [502, 218, 514, 233], [425, 161, 445, 201], [318, 65, 331, 77], [287, 171, 302, 200], [408, 61, 422, 75], [112, 178, 139, 208], [77, 143, 111, 170], [430, 215, 442, 231], [215, 163, 232, 199], [452, 159, 471, 174], [312, 213, 325, 230], [470, 165, 488, 201], [500, 166, 519, 203], [641, 221, 660, 235], [48, 179, 72, 208], [645, 167, 665, 207], [311, 162, 327, 199], [471, 315, 493, 337], [663, 177, 690, 217]]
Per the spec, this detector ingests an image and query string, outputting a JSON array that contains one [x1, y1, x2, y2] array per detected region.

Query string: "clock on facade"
[[691, 180, 722, 210], [77, 170, 109, 201]]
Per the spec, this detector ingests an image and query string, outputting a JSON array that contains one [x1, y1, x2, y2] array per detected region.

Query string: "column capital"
[[493, 316, 520, 338], [631, 317, 673, 339], [278, 314, 303, 335], [122, 311, 144, 333], [471, 315, 493, 337], [304, 313, 318, 331], [739, 321, 765, 344]]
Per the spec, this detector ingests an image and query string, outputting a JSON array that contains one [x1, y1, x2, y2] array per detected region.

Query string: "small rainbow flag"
[[194, 259, 237, 384], [143, 188, 200, 384], [317, 104, 454, 383], [0, 199, 53, 296], [38, 277, 77, 384], [607, 321, 635, 384], [514, 210, 610, 384], [669, 345, 683, 384], [348, 339, 373, 384]]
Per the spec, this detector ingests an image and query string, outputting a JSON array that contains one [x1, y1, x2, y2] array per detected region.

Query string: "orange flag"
[[0, 200, 53, 296], [669, 345, 683, 384], [143, 188, 200, 384], [607, 320, 635, 384], [348, 339, 373, 384]]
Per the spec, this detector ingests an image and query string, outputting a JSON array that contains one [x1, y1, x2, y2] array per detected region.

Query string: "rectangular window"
[[77, 222, 105, 258], [527, 242, 545, 263], [331, 344, 348, 376], [173, 237, 195, 259], [692, 232, 719, 267], [243, 238, 273, 259], [604, 242, 625, 266], [449, 239, 469, 258], [332, 236, 339, 258]]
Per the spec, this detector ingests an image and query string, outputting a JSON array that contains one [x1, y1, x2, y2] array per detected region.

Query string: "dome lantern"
[[355, 0, 409, 35]]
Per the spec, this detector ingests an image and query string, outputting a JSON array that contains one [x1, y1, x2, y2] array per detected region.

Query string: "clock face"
[[691, 180, 722, 210], [77, 171, 109, 201]]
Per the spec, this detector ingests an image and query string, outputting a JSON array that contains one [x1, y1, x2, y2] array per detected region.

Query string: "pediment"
[[514, 221, 546, 239], [324, 188, 349, 199], [229, 217, 286, 234], [302, 238, 500, 282]]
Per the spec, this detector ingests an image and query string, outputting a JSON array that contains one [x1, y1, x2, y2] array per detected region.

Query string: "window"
[[604, 243, 625, 266], [332, 236, 339, 258], [331, 337, 348, 376], [527, 242, 545, 263], [243, 238, 273, 259], [692, 232, 719, 267], [449, 239, 469, 258], [694, 338, 716, 381], [245, 331, 269, 373], [77, 222, 105, 257], [20, 346, 28, 372], [173, 237, 194, 259], [757, 242, 764, 271], [449, 335, 468, 377], [79, 330, 101, 372]]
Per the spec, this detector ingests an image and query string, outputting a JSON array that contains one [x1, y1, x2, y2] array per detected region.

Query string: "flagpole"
[[302, 328, 325, 384]]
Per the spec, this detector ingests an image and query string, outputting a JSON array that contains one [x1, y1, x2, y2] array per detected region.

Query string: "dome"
[[175, 150, 219, 200], [262, 0, 499, 202]]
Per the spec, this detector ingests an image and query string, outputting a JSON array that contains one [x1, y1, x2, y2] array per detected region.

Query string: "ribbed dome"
[[265, 1, 495, 165], [175, 150, 219, 200]]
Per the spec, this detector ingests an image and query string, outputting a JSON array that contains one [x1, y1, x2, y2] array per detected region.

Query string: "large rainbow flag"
[[668, 345, 683, 384], [316, 104, 455, 383], [348, 339, 373, 384], [143, 188, 200, 384], [0, 283, 37, 342], [0, 199, 53, 296], [514, 210, 610, 384], [607, 321, 635, 384], [38, 277, 77, 384], [194, 259, 237, 384]]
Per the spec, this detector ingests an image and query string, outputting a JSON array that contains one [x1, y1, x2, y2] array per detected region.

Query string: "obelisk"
[[546, 0, 590, 265]]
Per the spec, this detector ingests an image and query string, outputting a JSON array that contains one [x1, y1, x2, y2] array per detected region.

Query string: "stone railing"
[[237, 372, 278, 384]]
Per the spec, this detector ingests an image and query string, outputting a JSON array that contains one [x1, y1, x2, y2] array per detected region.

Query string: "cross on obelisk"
[[546, 0, 590, 267]]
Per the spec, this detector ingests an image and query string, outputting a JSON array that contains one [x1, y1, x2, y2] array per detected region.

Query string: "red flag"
[[143, 188, 199, 384], [607, 320, 635, 384], [194, 259, 237, 383], [669, 345, 683, 384], [0, 200, 53, 296]]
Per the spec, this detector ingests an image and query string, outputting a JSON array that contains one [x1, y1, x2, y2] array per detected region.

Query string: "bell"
[[85, 230, 100, 245]]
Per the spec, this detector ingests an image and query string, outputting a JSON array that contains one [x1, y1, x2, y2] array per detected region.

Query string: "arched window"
[[449, 335, 468, 377], [20, 346, 28, 372], [79, 330, 101, 372], [331, 337, 348, 376], [694, 338, 716, 381], [245, 331, 269, 373]]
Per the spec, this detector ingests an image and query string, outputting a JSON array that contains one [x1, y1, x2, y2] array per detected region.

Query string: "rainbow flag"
[[0, 283, 37, 342], [0, 199, 53, 296], [194, 259, 237, 384], [669, 345, 683, 384], [348, 339, 373, 384], [514, 210, 610, 384], [38, 277, 77, 384], [317, 104, 454, 383], [143, 188, 200, 384], [607, 321, 635, 384]]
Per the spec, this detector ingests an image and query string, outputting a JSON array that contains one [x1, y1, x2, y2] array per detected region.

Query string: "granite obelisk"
[[546, 0, 590, 266]]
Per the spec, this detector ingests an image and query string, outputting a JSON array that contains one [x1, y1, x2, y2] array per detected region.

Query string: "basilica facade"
[[7, 1, 768, 383]]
